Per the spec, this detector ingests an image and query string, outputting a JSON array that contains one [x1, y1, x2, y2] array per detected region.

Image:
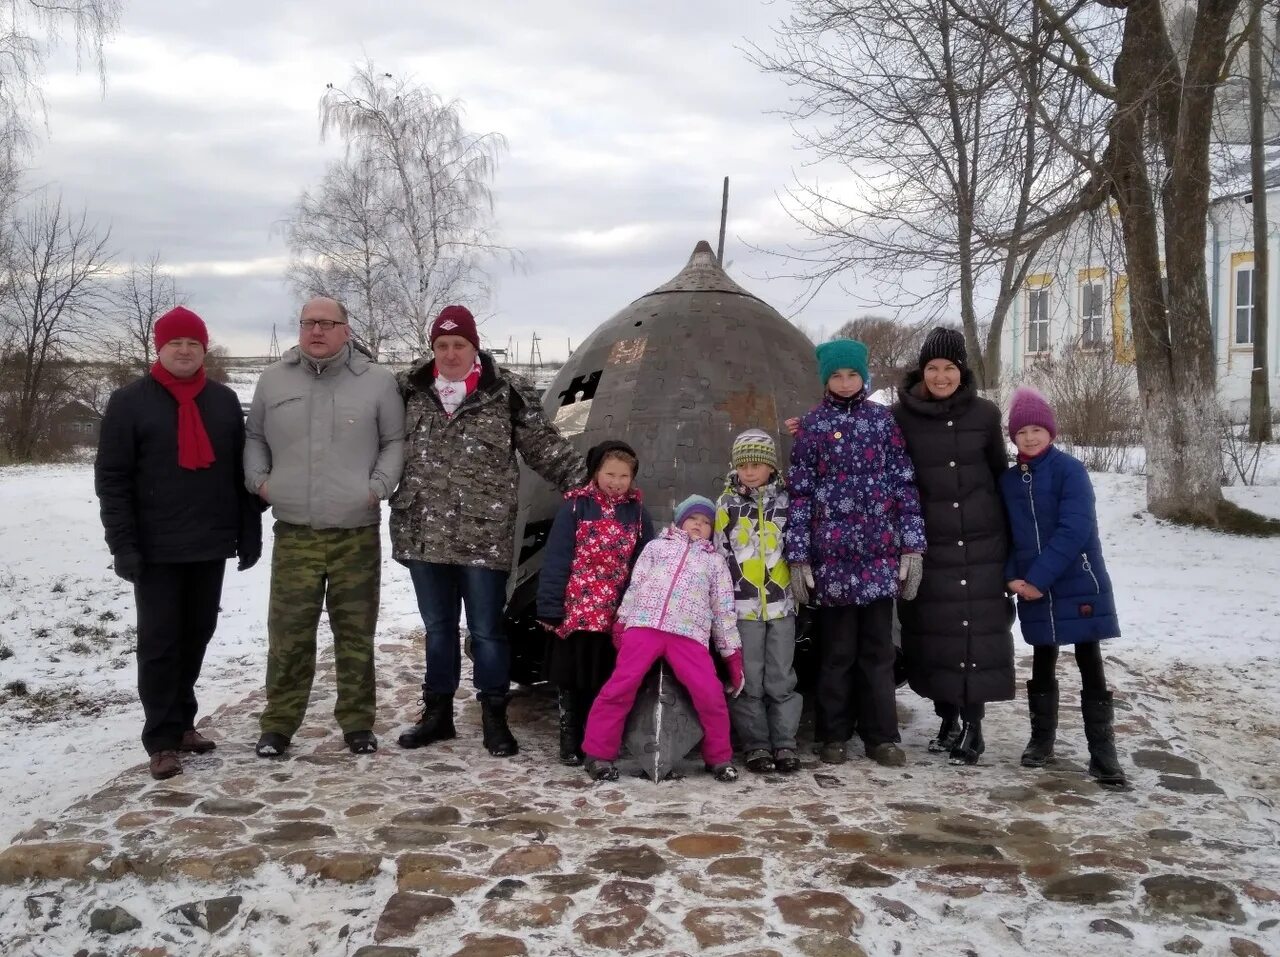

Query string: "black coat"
[[892, 372, 1015, 707], [95, 374, 262, 565]]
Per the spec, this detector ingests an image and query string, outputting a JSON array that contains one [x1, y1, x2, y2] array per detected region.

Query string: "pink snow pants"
[[581, 626, 732, 765]]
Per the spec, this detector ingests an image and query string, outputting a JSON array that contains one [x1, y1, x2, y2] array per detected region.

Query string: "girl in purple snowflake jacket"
[[785, 338, 926, 768]]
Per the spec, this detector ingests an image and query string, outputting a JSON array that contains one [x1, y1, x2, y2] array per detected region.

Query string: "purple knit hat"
[[1007, 386, 1057, 441]]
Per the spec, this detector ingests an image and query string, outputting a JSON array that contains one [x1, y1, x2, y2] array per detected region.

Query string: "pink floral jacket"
[[615, 526, 741, 657]]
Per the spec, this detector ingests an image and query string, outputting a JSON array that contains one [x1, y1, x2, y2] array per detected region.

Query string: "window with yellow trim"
[[1026, 287, 1050, 354], [1235, 266, 1256, 346]]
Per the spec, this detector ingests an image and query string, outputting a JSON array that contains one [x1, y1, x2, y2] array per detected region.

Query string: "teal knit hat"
[[674, 494, 716, 527], [816, 338, 871, 388]]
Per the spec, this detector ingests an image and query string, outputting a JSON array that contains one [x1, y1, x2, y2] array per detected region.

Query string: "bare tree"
[[102, 252, 186, 373], [285, 62, 511, 358], [1247, 0, 1274, 441], [952, 0, 1272, 529], [0, 1, 123, 210], [0, 192, 113, 460], [750, 0, 1105, 388], [284, 154, 399, 358]]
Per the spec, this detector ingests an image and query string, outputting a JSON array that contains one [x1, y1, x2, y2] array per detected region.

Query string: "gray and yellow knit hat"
[[731, 428, 778, 471]]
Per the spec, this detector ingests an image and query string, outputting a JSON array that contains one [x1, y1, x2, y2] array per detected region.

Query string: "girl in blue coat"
[[999, 387, 1127, 790]]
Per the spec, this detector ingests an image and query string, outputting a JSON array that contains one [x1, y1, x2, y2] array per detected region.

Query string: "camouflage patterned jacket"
[[390, 351, 587, 570]]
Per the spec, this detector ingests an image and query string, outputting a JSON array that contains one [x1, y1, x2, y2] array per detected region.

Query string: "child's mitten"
[[898, 552, 923, 601]]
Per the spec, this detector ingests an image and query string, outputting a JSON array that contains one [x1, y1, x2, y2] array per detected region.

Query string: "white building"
[[998, 177, 1280, 420]]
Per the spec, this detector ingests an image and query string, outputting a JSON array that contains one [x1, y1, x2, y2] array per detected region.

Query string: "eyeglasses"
[[299, 319, 347, 331]]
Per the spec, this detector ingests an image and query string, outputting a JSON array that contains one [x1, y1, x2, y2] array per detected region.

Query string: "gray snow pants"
[[729, 615, 802, 752]]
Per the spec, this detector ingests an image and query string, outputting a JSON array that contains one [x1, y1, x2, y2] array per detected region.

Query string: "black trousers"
[[817, 600, 898, 748], [134, 559, 226, 754], [1032, 641, 1108, 697], [935, 700, 985, 722]]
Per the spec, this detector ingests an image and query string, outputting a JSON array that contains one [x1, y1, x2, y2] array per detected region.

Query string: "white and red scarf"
[[434, 356, 482, 418]]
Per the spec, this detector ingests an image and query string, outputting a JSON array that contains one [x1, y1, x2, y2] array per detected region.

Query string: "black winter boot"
[[1081, 693, 1129, 790], [479, 694, 519, 757], [949, 720, 985, 765], [1021, 680, 1058, 768], [928, 715, 962, 753], [557, 689, 583, 766], [397, 691, 457, 750]]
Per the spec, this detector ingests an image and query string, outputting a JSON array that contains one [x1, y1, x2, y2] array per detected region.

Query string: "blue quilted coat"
[[999, 445, 1120, 646], [785, 391, 927, 607]]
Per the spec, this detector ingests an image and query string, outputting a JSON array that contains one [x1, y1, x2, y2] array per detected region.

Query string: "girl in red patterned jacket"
[[537, 441, 655, 766]]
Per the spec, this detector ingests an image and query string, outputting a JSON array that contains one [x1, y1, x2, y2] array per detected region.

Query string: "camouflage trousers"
[[261, 522, 380, 736]]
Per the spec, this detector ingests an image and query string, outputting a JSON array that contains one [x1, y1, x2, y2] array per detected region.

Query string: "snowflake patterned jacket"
[[715, 473, 795, 621], [615, 526, 742, 657], [536, 482, 655, 637], [784, 390, 927, 607]]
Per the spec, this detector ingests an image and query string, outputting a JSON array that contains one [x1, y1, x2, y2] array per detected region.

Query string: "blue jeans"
[[407, 561, 510, 698]]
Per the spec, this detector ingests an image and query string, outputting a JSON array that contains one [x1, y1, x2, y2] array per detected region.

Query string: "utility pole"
[[530, 331, 543, 367], [268, 324, 281, 361], [717, 176, 730, 266]]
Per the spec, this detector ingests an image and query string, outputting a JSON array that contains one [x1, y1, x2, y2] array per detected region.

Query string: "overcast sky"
[[34, 0, 869, 358]]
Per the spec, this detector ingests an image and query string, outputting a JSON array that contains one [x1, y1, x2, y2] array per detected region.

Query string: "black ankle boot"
[[1021, 679, 1058, 767], [557, 689, 582, 766], [1081, 692, 1128, 790], [928, 715, 962, 753], [397, 691, 457, 749], [480, 694, 519, 757], [949, 720, 985, 765]]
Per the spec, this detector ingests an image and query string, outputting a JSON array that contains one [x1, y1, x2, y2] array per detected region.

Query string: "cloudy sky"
[[35, 0, 868, 358]]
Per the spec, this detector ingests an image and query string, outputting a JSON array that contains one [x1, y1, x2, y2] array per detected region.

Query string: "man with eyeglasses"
[[244, 296, 405, 758]]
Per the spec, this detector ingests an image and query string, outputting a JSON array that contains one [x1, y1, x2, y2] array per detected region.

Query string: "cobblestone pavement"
[[1, 634, 1278, 956]]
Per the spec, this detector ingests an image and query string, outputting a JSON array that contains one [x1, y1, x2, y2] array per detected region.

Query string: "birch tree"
[[286, 62, 510, 358]]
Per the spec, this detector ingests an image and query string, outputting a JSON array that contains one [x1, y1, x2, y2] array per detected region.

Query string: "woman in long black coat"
[[892, 328, 1014, 765]]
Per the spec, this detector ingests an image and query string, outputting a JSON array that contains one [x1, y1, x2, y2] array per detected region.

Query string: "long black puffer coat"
[[892, 370, 1015, 707]]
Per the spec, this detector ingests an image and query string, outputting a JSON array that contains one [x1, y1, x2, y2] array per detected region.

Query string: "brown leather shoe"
[[179, 729, 217, 754], [149, 750, 182, 780]]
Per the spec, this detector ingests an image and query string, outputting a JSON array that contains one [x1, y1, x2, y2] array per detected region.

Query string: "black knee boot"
[[949, 719, 985, 765], [557, 689, 582, 766], [480, 693, 519, 758], [1081, 692, 1128, 790], [928, 703, 962, 754], [1021, 680, 1058, 768], [397, 691, 457, 749]]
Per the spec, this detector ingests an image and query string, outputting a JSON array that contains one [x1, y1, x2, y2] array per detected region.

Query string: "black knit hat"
[[918, 327, 967, 370], [586, 439, 638, 477]]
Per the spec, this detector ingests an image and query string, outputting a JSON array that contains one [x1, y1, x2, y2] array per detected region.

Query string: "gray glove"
[[898, 552, 923, 601], [790, 563, 815, 605]]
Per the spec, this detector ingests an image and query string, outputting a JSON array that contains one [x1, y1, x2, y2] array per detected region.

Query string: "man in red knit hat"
[[392, 304, 585, 757], [95, 307, 262, 780]]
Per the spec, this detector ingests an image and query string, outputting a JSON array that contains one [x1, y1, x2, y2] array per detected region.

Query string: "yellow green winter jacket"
[[714, 472, 794, 621]]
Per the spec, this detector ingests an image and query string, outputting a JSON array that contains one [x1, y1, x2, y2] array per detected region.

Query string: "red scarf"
[[150, 361, 216, 470], [434, 356, 483, 418]]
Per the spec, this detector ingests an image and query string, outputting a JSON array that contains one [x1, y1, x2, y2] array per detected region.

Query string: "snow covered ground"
[[1, 461, 1278, 956], [0, 463, 424, 843], [2, 462, 1278, 843]]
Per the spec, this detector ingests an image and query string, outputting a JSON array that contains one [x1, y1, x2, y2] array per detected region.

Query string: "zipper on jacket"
[[756, 492, 768, 618], [1022, 467, 1056, 643], [657, 540, 692, 632], [1081, 553, 1100, 593]]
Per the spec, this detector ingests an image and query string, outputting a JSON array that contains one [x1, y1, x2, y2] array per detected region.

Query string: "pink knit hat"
[[1007, 386, 1057, 441]]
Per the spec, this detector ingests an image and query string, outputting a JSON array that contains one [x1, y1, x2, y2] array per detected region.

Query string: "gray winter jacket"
[[244, 344, 405, 530]]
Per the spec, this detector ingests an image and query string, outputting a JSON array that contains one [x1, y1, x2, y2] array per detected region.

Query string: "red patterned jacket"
[[536, 483, 655, 637]]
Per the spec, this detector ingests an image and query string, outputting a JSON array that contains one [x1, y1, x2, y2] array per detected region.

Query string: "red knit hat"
[[155, 306, 209, 351], [1007, 386, 1057, 441], [430, 305, 480, 351]]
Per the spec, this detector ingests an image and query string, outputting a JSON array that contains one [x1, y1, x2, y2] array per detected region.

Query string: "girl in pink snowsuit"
[[581, 495, 746, 782]]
